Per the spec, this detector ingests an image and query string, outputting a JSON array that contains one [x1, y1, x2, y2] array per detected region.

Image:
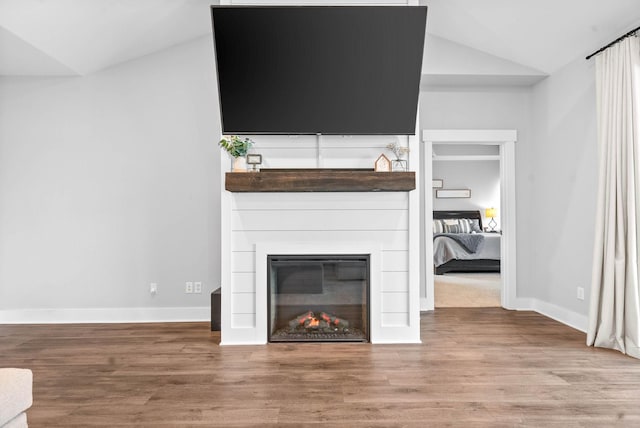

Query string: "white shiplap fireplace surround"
[[219, 135, 421, 345]]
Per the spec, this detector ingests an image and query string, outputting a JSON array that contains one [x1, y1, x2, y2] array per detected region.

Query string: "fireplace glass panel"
[[268, 255, 369, 342]]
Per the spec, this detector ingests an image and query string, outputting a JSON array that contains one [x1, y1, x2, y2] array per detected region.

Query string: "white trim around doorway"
[[421, 129, 518, 311]]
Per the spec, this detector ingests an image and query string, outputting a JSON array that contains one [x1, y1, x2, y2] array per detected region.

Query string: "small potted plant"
[[219, 135, 254, 172]]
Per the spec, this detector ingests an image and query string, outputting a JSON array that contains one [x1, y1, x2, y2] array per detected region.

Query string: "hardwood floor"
[[1, 308, 639, 427]]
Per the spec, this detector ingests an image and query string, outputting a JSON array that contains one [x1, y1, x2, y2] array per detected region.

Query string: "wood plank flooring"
[[1, 308, 639, 427]]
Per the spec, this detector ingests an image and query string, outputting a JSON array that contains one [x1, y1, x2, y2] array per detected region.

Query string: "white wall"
[[0, 36, 221, 321], [527, 57, 598, 317], [420, 88, 532, 130], [420, 88, 533, 297], [432, 158, 500, 229], [0, 24, 598, 331], [421, 59, 598, 330]]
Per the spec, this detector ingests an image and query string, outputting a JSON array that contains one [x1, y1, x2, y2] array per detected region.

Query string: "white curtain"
[[588, 36, 640, 359]]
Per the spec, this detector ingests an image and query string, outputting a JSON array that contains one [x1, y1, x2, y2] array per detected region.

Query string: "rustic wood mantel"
[[225, 169, 416, 192]]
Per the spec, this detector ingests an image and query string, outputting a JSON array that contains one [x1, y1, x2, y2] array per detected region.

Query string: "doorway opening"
[[432, 144, 501, 308], [421, 130, 517, 311]]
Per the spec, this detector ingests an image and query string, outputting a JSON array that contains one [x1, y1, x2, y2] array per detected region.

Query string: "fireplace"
[[267, 255, 370, 342], [223, 209, 419, 346]]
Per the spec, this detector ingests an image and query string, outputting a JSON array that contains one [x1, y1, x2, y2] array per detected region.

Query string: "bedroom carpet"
[[435, 273, 501, 307]]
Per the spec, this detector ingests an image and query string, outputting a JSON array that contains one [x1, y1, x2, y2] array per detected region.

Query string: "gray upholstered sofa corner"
[[0, 368, 33, 428]]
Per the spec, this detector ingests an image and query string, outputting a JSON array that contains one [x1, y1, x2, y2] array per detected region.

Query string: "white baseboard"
[[420, 297, 432, 312], [0, 300, 587, 336], [529, 299, 588, 333], [0, 307, 210, 324], [418, 296, 587, 333], [510, 297, 587, 333]]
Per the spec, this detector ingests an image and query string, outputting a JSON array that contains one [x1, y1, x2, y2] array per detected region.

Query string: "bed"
[[433, 210, 501, 274]]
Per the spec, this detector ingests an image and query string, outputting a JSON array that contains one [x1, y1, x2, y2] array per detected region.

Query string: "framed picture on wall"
[[432, 179, 443, 188], [436, 189, 471, 198]]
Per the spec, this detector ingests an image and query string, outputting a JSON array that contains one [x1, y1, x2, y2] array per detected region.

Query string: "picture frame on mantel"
[[436, 189, 471, 198], [246, 154, 262, 165], [246, 154, 262, 172]]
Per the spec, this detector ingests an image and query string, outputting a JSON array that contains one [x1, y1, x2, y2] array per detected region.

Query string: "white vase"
[[232, 156, 247, 172]]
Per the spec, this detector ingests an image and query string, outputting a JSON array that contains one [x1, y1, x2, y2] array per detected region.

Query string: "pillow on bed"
[[433, 219, 446, 234], [433, 218, 482, 234], [460, 218, 482, 233], [445, 224, 463, 233]]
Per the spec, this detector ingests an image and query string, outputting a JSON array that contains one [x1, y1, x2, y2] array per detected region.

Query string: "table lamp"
[[485, 207, 497, 232]]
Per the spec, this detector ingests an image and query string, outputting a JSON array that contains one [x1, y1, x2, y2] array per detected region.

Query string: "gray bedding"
[[433, 233, 484, 253], [433, 233, 501, 267]]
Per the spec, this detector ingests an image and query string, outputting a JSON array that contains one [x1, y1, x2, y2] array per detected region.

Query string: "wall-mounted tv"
[[210, 6, 427, 135]]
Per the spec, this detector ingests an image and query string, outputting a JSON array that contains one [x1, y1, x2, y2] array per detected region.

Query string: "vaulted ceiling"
[[0, 0, 639, 78], [0, 0, 214, 76], [426, 0, 640, 74]]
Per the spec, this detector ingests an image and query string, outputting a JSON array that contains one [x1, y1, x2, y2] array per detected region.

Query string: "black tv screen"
[[211, 6, 427, 135]]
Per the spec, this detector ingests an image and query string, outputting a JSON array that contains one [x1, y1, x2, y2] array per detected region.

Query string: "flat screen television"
[[210, 6, 427, 135]]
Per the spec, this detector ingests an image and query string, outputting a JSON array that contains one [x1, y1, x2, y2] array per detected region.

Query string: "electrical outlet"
[[577, 287, 585, 300], [150, 283, 158, 295], [194, 282, 202, 294], [185, 282, 193, 294]]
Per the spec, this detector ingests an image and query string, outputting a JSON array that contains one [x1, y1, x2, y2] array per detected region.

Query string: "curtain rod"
[[586, 25, 640, 60]]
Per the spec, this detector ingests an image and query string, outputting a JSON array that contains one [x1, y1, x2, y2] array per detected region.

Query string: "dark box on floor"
[[211, 288, 221, 331]]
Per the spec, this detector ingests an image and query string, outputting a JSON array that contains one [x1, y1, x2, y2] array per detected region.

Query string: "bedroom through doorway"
[[432, 144, 502, 308], [422, 130, 517, 311]]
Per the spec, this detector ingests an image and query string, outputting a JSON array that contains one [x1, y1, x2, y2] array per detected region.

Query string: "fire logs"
[[287, 311, 349, 333], [272, 310, 365, 341], [288, 311, 314, 330], [319, 312, 349, 329]]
